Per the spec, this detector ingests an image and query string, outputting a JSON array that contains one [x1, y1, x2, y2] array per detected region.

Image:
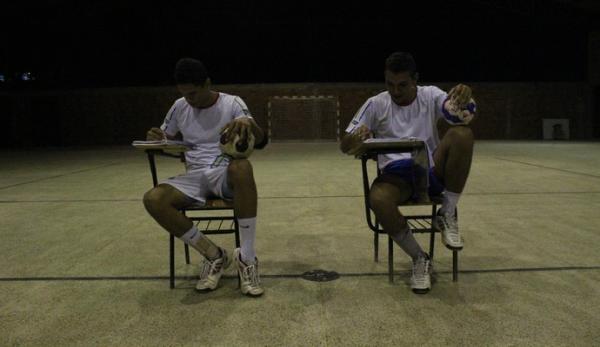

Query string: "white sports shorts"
[[161, 166, 233, 205]]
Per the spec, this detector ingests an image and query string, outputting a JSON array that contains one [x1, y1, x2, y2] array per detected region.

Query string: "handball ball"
[[444, 98, 476, 125], [220, 132, 255, 159]]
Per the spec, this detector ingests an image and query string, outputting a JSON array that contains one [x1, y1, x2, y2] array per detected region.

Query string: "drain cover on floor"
[[301, 269, 340, 282]]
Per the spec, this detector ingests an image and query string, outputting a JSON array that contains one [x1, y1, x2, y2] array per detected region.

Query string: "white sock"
[[389, 224, 425, 260], [179, 226, 220, 259], [440, 191, 460, 217], [180, 225, 203, 245], [238, 217, 257, 264]]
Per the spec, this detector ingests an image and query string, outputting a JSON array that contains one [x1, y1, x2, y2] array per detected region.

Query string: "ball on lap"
[[220, 131, 255, 159]]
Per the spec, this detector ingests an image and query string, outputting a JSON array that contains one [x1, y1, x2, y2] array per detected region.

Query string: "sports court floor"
[[1, 141, 599, 346]]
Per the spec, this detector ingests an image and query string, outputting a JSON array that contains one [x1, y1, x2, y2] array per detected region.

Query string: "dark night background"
[[2, 0, 599, 89]]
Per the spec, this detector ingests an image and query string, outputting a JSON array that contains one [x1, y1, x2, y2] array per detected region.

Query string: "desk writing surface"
[[131, 140, 191, 152], [356, 138, 425, 156]]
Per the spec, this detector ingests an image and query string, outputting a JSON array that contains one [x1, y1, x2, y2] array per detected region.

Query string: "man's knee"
[[447, 125, 474, 145], [143, 187, 164, 214], [227, 159, 253, 181], [369, 186, 396, 211], [143, 185, 178, 214]]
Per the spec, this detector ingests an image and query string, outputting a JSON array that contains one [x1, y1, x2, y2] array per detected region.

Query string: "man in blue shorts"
[[340, 52, 475, 293]]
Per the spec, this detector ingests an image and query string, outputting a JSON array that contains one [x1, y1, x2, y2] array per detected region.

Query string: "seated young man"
[[340, 52, 475, 294], [143, 58, 268, 296]]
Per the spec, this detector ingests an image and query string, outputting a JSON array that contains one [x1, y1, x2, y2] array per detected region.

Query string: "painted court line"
[[0, 162, 123, 190], [494, 157, 600, 179], [1, 190, 599, 204], [1, 265, 599, 283]]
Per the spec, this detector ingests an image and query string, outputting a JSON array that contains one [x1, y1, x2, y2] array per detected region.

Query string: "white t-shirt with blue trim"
[[345, 86, 448, 169], [161, 92, 251, 170]]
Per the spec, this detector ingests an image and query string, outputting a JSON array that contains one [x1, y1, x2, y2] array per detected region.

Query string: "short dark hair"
[[385, 52, 417, 78], [174, 58, 209, 85]]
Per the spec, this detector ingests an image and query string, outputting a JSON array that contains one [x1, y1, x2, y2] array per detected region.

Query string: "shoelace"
[[241, 264, 261, 287], [199, 257, 223, 279], [442, 215, 460, 241], [413, 258, 430, 278]]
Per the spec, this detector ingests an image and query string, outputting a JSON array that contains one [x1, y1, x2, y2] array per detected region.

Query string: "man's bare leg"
[[433, 125, 474, 195], [227, 159, 258, 263], [432, 125, 474, 249], [227, 159, 257, 219], [369, 175, 432, 293], [369, 177, 425, 260], [143, 184, 220, 258], [227, 159, 264, 296]]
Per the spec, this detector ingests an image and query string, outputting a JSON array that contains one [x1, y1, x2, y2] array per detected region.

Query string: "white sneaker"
[[435, 211, 464, 250], [411, 253, 432, 294], [195, 248, 231, 291], [233, 248, 264, 297]]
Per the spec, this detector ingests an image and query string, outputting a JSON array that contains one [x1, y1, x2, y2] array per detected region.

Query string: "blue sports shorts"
[[377, 158, 445, 200]]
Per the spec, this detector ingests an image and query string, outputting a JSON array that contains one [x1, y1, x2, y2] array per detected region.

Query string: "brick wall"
[[0, 81, 594, 147]]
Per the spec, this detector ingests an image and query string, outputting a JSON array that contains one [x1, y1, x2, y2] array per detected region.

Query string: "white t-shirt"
[[161, 92, 251, 170], [345, 86, 448, 169]]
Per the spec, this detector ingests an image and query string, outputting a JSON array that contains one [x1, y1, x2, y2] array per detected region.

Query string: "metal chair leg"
[[453, 208, 459, 282], [429, 229, 436, 260], [234, 218, 241, 248], [429, 204, 436, 259], [234, 218, 241, 288], [453, 251, 458, 282], [388, 236, 394, 283], [374, 232, 379, 262], [184, 244, 190, 264], [169, 234, 175, 289]]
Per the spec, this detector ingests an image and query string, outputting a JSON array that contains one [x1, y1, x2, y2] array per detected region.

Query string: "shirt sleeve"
[[160, 102, 180, 137], [232, 96, 253, 120], [345, 98, 375, 134], [431, 86, 449, 121]]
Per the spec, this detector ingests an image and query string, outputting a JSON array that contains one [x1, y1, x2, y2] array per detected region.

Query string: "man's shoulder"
[[418, 85, 446, 99], [172, 97, 188, 108], [167, 97, 189, 118], [215, 92, 241, 102], [365, 91, 391, 107], [215, 92, 245, 107], [174, 96, 187, 104], [372, 90, 389, 101], [215, 93, 252, 117], [216, 91, 233, 99]]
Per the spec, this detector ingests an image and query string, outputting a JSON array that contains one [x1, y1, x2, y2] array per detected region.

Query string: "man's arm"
[[341, 97, 376, 154], [340, 125, 372, 155], [221, 117, 268, 149], [223, 96, 268, 149], [447, 84, 473, 108], [146, 127, 180, 141], [339, 133, 357, 154], [146, 102, 181, 141], [247, 117, 267, 149], [440, 84, 476, 125]]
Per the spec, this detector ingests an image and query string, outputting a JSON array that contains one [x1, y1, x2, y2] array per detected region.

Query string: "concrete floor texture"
[[1, 141, 599, 346]]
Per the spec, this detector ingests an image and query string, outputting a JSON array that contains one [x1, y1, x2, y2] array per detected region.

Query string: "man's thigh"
[[204, 166, 232, 200], [153, 183, 195, 209], [371, 173, 413, 205], [160, 170, 209, 205]]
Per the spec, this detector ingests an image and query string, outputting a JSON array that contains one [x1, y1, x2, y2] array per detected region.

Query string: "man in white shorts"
[[143, 58, 268, 296], [340, 52, 475, 294]]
